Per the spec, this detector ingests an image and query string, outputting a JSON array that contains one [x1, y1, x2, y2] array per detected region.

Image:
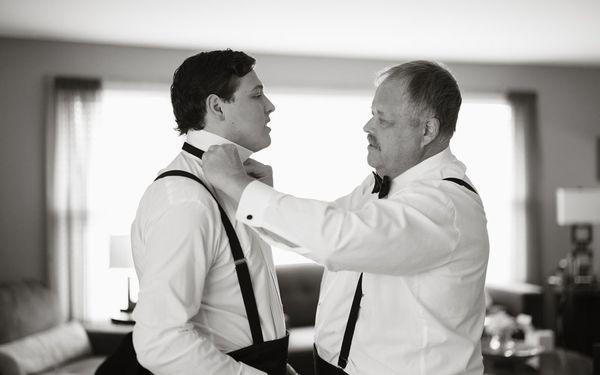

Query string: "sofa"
[[0, 280, 119, 375]]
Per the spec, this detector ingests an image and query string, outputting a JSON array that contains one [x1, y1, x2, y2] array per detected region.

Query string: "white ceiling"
[[1, 0, 600, 66]]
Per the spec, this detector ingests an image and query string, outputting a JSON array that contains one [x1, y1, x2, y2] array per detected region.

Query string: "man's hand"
[[244, 158, 273, 187], [202, 144, 254, 203]]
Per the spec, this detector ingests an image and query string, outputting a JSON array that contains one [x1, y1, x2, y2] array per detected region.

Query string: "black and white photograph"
[[0, 1, 599, 374]]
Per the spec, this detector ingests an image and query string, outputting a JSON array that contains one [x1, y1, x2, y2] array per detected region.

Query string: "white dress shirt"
[[131, 130, 286, 375], [237, 148, 489, 375]]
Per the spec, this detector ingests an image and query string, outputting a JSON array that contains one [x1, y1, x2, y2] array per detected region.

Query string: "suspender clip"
[[234, 258, 247, 267]]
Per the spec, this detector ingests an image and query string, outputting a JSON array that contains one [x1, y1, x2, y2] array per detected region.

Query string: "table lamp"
[[109, 234, 136, 324], [556, 188, 600, 285]]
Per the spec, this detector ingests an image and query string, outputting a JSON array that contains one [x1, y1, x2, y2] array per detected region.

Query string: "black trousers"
[[96, 332, 289, 375], [313, 345, 349, 375]]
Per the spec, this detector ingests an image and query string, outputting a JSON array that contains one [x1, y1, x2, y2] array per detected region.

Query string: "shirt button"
[[246, 214, 253, 220]]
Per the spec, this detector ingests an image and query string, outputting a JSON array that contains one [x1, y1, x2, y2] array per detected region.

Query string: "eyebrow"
[[251, 85, 264, 92]]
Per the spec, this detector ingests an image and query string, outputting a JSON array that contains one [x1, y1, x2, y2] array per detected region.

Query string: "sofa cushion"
[[0, 281, 62, 344], [288, 326, 314, 354], [276, 264, 324, 328], [0, 321, 91, 375]]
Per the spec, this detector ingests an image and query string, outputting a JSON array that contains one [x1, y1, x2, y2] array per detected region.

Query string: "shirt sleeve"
[[133, 200, 265, 375], [236, 181, 460, 276], [247, 180, 369, 254]]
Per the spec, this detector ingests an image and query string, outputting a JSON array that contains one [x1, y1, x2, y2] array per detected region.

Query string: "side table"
[[548, 286, 600, 356]]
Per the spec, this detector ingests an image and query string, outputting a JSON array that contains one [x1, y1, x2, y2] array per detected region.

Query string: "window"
[[86, 83, 182, 321], [451, 97, 517, 285], [84, 85, 519, 321]]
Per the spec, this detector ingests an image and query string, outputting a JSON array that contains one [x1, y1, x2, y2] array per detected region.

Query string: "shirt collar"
[[186, 129, 253, 161], [387, 147, 465, 194]]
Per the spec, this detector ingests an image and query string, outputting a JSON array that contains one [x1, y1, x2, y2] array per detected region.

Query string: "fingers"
[[243, 158, 273, 187], [243, 158, 266, 168], [202, 145, 272, 186], [205, 144, 239, 159], [243, 158, 271, 173]]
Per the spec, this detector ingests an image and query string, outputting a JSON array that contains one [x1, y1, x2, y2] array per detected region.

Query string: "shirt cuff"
[[236, 180, 278, 227]]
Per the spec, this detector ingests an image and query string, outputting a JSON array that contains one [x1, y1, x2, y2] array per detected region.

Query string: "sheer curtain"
[[46, 77, 101, 320]]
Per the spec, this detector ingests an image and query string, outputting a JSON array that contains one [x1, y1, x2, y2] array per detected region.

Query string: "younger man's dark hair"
[[171, 49, 256, 134]]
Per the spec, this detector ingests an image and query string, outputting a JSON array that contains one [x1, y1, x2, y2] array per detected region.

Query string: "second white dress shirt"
[[237, 148, 489, 375]]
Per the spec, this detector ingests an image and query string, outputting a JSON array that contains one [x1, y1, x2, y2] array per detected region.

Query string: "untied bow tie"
[[371, 172, 391, 199]]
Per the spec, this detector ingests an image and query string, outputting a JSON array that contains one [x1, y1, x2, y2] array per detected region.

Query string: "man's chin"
[[366, 151, 380, 169], [263, 138, 272, 149], [252, 136, 271, 152]]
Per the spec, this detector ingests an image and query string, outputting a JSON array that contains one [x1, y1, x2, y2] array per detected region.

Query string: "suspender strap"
[[337, 273, 363, 369], [443, 177, 478, 195], [154, 170, 264, 344]]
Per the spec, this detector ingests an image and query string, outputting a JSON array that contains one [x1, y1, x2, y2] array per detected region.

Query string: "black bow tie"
[[371, 172, 391, 199]]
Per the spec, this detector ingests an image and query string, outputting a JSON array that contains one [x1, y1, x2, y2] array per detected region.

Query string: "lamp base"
[[111, 311, 135, 325], [566, 247, 595, 286], [112, 275, 137, 324], [122, 275, 137, 313]]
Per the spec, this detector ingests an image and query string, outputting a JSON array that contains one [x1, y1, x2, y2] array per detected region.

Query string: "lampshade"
[[109, 235, 134, 269], [556, 188, 600, 225]]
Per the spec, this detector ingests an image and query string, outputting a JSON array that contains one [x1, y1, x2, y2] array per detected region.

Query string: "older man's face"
[[363, 78, 426, 179]]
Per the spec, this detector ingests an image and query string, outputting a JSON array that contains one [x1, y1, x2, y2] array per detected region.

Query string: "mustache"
[[367, 134, 378, 146]]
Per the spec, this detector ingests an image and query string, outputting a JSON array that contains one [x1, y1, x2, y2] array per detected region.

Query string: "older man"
[[203, 61, 489, 375]]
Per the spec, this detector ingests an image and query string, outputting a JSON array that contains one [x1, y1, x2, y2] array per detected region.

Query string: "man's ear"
[[422, 118, 440, 147], [206, 94, 225, 121]]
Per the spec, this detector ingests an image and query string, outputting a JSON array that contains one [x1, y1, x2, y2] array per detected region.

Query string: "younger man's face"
[[221, 70, 275, 152]]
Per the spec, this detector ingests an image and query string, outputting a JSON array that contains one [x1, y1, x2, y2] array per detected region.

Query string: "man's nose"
[[265, 96, 275, 114], [363, 117, 374, 133]]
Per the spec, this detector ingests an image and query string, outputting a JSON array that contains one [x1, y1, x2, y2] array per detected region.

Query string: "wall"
[[1, 37, 599, 284]]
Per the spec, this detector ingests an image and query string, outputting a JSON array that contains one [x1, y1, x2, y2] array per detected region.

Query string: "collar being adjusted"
[[185, 129, 253, 161]]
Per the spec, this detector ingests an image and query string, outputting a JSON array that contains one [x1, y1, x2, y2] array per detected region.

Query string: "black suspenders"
[[334, 177, 478, 371], [443, 177, 478, 194], [154, 169, 264, 345], [337, 273, 363, 369]]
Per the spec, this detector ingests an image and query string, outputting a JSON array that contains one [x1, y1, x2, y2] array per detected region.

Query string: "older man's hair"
[[377, 61, 462, 141]]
